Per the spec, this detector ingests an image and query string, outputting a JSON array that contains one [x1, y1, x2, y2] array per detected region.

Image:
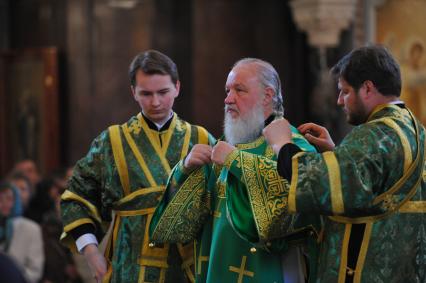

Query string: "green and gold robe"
[[150, 126, 320, 283], [60, 113, 213, 283], [237, 104, 426, 282]]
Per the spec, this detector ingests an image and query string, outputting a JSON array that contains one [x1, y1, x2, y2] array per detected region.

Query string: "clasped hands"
[[184, 141, 236, 170], [184, 118, 335, 170]]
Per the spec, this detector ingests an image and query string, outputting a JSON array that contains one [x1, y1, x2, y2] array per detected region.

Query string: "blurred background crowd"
[[0, 159, 92, 283]]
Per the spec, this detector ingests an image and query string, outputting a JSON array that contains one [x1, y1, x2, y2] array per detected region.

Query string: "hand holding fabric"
[[211, 141, 236, 165], [263, 118, 293, 154], [184, 144, 213, 170], [297, 123, 335, 152], [82, 244, 107, 283]]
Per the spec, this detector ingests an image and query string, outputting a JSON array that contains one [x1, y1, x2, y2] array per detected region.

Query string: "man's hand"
[[211, 141, 236, 165], [298, 123, 335, 152], [82, 244, 107, 283], [184, 144, 213, 170], [263, 118, 293, 154]]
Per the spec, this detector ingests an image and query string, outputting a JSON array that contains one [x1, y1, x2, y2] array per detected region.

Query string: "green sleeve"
[[60, 130, 112, 250], [290, 120, 424, 222]]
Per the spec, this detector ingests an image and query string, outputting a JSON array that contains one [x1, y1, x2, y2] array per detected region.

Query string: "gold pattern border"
[[239, 151, 289, 240], [151, 168, 206, 241], [236, 136, 265, 149], [240, 152, 270, 239]]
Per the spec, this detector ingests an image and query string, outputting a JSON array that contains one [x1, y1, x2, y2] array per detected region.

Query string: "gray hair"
[[233, 58, 284, 117]]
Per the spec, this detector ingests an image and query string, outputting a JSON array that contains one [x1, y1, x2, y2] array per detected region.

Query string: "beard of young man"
[[224, 101, 265, 146]]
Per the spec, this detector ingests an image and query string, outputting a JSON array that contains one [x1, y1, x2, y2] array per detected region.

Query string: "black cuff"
[[69, 223, 96, 241], [277, 143, 302, 180]]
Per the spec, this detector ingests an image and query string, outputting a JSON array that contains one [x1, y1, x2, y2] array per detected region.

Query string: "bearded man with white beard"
[[149, 58, 321, 283]]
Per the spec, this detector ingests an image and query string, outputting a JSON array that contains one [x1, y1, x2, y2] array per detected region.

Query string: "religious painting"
[[0, 48, 59, 176], [376, 0, 426, 125]]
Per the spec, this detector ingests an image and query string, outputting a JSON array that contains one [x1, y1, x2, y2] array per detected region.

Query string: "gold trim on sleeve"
[[61, 190, 102, 223], [109, 125, 131, 196], [288, 151, 306, 213], [62, 217, 95, 233], [323, 151, 345, 214], [197, 126, 209, 145]]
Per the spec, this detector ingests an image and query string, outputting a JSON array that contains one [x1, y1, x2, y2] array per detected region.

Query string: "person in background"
[[8, 172, 32, 212], [0, 181, 44, 283], [11, 159, 41, 190]]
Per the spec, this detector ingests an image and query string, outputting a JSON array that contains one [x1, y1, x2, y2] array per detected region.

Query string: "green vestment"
[[60, 113, 213, 283], [150, 126, 320, 283], [235, 105, 426, 282]]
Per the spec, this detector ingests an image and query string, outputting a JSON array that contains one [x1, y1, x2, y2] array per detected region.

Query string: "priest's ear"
[[362, 80, 378, 98], [131, 85, 137, 100], [173, 80, 181, 98], [262, 87, 274, 106]]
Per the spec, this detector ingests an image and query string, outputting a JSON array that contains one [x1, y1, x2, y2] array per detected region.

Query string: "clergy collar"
[[141, 112, 174, 131], [389, 100, 405, 108]]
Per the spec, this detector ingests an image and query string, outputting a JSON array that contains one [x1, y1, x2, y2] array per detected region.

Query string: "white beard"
[[224, 103, 265, 145]]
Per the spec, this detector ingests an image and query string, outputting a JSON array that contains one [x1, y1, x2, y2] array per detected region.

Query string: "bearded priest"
[[150, 58, 321, 283]]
